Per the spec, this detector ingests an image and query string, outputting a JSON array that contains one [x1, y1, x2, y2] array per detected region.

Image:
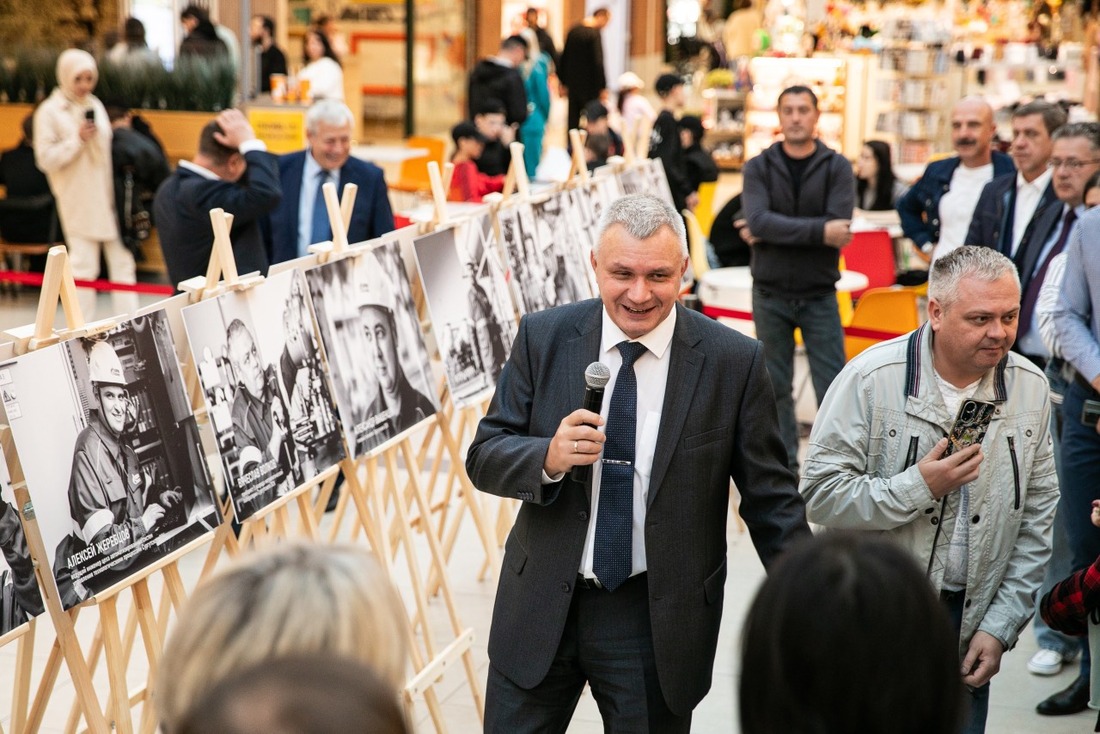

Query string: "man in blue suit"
[[268, 100, 394, 263]]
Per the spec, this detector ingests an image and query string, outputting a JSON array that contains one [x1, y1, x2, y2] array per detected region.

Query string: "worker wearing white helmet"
[[226, 318, 295, 517], [55, 340, 181, 606], [358, 265, 434, 447]]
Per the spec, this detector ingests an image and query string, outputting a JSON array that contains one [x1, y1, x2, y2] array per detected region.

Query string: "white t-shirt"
[[933, 369, 981, 591], [933, 162, 994, 261]]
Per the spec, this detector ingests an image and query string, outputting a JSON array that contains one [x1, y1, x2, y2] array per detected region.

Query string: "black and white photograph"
[[183, 269, 346, 523], [414, 213, 517, 405], [0, 469, 44, 635], [497, 202, 555, 315], [531, 191, 594, 305], [305, 241, 439, 458], [0, 312, 221, 611], [619, 166, 646, 196], [645, 158, 677, 209]]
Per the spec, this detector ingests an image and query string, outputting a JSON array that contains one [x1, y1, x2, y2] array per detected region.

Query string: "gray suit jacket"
[[465, 299, 811, 715]]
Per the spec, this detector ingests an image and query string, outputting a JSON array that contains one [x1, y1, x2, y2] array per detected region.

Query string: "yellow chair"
[[844, 287, 922, 362], [682, 209, 710, 283], [390, 135, 446, 194], [694, 181, 718, 235]]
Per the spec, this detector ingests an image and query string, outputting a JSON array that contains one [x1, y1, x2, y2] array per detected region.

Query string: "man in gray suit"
[[466, 194, 811, 732]]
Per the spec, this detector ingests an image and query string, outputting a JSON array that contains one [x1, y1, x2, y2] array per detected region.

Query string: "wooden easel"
[[0, 246, 217, 734], [0, 617, 37, 734], [425, 160, 456, 231], [566, 129, 591, 188]]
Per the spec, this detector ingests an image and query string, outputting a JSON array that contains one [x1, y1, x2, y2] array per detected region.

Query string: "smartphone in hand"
[[944, 399, 996, 456], [84, 109, 95, 122]]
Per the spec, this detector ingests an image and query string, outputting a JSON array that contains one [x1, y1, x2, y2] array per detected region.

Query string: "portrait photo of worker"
[[184, 269, 345, 522], [305, 240, 438, 457], [0, 312, 220, 610], [414, 212, 517, 405]]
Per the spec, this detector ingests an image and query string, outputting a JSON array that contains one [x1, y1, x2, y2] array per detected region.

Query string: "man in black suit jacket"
[[466, 194, 810, 732], [154, 109, 281, 287], [964, 100, 1063, 257], [267, 100, 394, 264]]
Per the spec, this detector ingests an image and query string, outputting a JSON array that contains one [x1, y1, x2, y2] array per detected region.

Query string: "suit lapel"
[[568, 303, 604, 502], [647, 306, 703, 508]]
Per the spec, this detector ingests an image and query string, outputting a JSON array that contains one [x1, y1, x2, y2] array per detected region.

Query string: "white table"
[[697, 266, 871, 336], [351, 145, 429, 164]]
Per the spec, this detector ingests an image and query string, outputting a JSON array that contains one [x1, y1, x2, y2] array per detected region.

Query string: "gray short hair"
[[1052, 121, 1100, 150], [928, 246, 1019, 308], [306, 99, 355, 134], [595, 193, 687, 257]]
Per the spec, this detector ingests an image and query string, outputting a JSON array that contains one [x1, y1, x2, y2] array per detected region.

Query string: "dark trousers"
[[567, 93, 597, 133], [484, 573, 689, 734]]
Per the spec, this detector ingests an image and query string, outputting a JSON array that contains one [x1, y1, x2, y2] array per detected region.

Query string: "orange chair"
[[844, 287, 921, 362], [389, 136, 446, 194], [842, 230, 896, 299]]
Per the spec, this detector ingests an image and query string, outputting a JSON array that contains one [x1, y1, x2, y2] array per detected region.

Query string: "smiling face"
[[228, 329, 265, 399], [929, 273, 1020, 385], [98, 384, 130, 435], [362, 306, 399, 395], [307, 119, 352, 171], [592, 223, 687, 339]]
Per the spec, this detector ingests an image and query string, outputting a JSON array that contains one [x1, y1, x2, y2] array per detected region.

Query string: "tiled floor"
[[0, 171, 1093, 733]]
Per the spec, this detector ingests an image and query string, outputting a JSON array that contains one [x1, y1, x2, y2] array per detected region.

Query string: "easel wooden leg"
[[99, 597, 134, 734], [132, 580, 163, 734], [9, 620, 35, 734]]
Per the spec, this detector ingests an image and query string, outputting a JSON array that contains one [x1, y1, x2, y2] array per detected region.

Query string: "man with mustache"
[[899, 97, 1016, 263], [801, 245, 1058, 734]]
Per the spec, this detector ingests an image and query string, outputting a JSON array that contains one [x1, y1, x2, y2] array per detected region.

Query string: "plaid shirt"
[[1040, 556, 1100, 637]]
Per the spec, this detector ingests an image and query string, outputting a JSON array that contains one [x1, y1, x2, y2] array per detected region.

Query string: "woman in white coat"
[[34, 49, 137, 316], [299, 29, 344, 102]]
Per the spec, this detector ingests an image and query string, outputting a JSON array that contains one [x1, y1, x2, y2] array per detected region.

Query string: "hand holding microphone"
[[542, 363, 610, 479]]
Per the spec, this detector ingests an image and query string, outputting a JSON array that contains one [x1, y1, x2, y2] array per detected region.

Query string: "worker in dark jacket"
[[741, 84, 855, 472]]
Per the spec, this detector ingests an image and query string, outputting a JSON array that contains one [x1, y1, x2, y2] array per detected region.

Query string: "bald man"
[[898, 97, 1016, 262]]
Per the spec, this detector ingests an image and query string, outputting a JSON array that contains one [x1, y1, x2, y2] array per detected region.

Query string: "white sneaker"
[[1028, 648, 1066, 676]]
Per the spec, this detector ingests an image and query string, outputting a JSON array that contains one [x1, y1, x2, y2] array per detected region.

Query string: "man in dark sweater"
[[250, 15, 288, 94], [741, 85, 855, 472], [153, 109, 282, 288], [648, 74, 694, 212], [557, 7, 609, 131], [467, 35, 529, 128]]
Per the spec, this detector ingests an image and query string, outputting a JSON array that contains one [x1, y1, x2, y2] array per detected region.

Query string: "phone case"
[[944, 399, 996, 456]]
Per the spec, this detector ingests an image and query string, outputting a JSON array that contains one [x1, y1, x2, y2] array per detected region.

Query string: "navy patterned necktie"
[[594, 340, 647, 591], [310, 170, 331, 245]]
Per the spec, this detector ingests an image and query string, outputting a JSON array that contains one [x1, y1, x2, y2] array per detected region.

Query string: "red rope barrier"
[[701, 304, 906, 343], [0, 270, 175, 296]]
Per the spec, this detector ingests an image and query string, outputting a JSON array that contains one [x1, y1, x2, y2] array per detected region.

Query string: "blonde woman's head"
[[157, 542, 408, 730]]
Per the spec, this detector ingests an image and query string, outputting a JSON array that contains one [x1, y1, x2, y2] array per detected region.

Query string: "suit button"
[[925, 507, 934, 514], [931, 517, 939, 525], [972, 514, 980, 524], [578, 510, 588, 521], [560, 582, 571, 593], [965, 598, 972, 609]]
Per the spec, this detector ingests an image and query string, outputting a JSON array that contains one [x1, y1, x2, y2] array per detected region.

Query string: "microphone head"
[[584, 362, 611, 389]]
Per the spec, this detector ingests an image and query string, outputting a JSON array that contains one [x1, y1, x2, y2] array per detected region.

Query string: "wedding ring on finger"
[[573, 440, 579, 454]]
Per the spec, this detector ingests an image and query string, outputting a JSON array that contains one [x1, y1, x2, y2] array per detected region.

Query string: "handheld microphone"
[[570, 362, 610, 483]]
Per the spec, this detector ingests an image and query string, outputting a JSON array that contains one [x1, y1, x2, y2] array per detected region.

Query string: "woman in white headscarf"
[[34, 49, 137, 315]]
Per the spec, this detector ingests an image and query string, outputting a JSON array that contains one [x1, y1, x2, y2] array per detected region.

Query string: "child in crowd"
[[473, 99, 511, 176], [584, 132, 611, 170], [679, 114, 719, 195], [648, 73, 694, 211], [448, 122, 505, 203], [581, 100, 623, 158]]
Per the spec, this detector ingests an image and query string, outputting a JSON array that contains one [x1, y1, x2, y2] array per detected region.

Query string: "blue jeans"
[[1058, 380, 1100, 676], [1033, 364, 1080, 658], [943, 590, 990, 734], [752, 289, 846, 471]]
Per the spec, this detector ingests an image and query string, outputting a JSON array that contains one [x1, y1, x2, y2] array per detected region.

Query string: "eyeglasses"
[[1048, 158, 1100, 171]]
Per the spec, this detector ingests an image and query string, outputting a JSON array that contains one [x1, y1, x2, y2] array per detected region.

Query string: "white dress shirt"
[[1017, 203, 1084, 357], [578, 306, 676, 580], [297, 152, 341, 258], [1010, 168, 1052, 257]]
